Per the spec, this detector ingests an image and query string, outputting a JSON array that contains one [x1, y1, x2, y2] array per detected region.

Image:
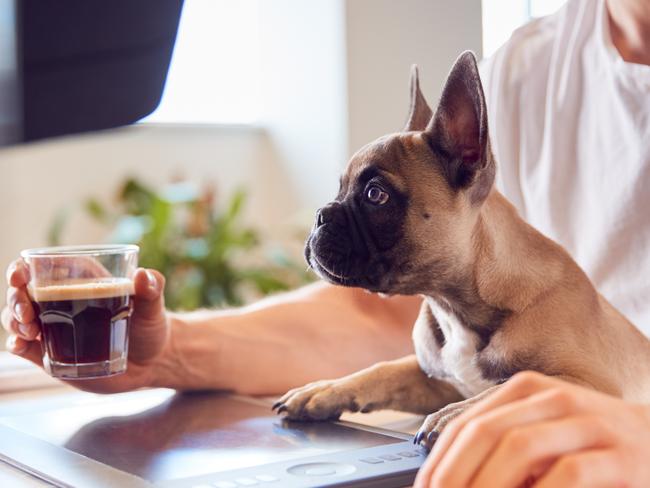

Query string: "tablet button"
[[234, 478, 259, 486], [359, 457, 384, 464], [379, 454, 401, 461], [398, 451, 420, 458], [254, 474, 278, 482], [287, 462, 356, 477]]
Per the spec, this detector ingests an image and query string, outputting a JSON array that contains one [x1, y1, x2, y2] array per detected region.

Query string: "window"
[[149, 0, 571, 124], [482, 0, 567, 58], [141, 0, 260, 125]]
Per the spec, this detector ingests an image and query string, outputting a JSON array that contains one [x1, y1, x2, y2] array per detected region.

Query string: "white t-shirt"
[[480, 0, 650, 333]]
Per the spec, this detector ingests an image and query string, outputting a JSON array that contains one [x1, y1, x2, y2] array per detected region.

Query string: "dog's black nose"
[[316, 204, 336, 227], [316, 209, 326, 227], [317, 202, 344, 227]]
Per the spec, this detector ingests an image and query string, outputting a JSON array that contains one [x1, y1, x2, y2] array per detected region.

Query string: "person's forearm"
[[151, 282, 421, 395]]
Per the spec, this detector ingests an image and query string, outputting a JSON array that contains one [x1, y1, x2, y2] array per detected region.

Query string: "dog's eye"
[[366, 185, 389, 205]]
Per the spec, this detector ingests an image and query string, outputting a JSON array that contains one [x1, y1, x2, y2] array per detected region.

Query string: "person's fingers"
[[533, 449, 624, 488], [5, 286, 36, 325], [470, 415, 615, 488], [1, 306, 39, 340], [1, 306, 13, 333], [8, 256, 111, 288], [416, 372, 554, 486], [421, 387, 581, 488], [5, 286, 19, 309], [5, 335, 43, 366], [27, 256, 111, 280], [6, 259, 29, 288]]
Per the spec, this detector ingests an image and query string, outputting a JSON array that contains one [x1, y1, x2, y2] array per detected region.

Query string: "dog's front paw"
[[272, 380, 360, 421], [414, 385, 502, 449], [414, 401, 470, 450]]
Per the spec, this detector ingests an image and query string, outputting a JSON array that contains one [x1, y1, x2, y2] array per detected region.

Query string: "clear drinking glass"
[[21, 245, 138, 379]]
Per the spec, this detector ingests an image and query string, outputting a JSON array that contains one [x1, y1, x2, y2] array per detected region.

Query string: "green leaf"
[[84, 198, 109, 223], [225, 188, 246, 222], [120, 178, 157, 215], [47, 176, 312, 311]]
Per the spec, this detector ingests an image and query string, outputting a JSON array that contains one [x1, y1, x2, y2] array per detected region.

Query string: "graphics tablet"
[[0, 389, 426, 487]]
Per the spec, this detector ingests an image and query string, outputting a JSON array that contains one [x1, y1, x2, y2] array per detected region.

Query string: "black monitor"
[[0, 0, 184, 146]]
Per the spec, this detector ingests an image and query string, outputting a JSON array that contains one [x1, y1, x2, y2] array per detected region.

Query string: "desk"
[[0, 385, 76, 487], [0, 384, 425, 487]]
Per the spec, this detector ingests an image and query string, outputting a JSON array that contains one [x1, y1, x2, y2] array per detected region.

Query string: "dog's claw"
[[427, 430, 439, 445], [276, 405, 287, 415], [413, 429, 438, 448], [271, 401, 282, 411]]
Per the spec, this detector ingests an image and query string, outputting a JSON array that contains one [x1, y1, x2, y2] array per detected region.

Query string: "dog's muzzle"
[[305, 200, 392, 289], [306, 202, 352, 280]]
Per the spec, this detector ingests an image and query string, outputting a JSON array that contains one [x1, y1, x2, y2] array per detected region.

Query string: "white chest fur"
[[413, 297, 496, 398]]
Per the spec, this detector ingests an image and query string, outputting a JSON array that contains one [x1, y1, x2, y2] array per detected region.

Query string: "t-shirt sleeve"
[[478, 14, 558, 219]]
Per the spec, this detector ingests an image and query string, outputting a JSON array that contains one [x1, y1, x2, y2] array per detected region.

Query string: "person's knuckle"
[[1, 308, 13, 331], [2, 313, 20, 335], [548, 387, 578, 410], [510, 370, 544, 391], [5, 261, 15, 282], [4, 334, 15, 351], [440, 417, 464, 440], [501, 428, 533, 455], [6, 259, 27, 286], [464, 418, 494, 441], [3, 315, 13, 332], [6, 287, 19, 308], [1, 306, 9, 322]]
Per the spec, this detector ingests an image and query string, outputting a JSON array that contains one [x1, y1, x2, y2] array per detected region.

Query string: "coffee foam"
[[28, 278, 135, 302]]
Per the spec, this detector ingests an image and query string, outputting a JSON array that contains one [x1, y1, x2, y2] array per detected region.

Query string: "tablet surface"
[[0, 389, 426, 487]]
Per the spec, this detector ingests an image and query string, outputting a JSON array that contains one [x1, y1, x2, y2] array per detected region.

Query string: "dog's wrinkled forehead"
[[339, 133, 416, 196], [339, 131, 439, 201]]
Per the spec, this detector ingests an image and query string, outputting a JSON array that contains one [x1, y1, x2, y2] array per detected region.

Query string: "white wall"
[[259, 0, 348, 207], [0, 0, 483, 305], [345, 0, 483, 154]]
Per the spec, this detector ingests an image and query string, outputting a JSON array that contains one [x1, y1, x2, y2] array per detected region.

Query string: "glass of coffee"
[[21, 245, 138, 379]]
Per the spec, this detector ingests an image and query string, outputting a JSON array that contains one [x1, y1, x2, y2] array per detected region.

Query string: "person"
[[414, 0, 650, 485], [3, 0, 650, 485]]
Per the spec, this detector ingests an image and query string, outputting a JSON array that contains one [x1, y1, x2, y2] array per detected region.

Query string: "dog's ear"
[[425, 51, 493, 202], [403, 65, 433, 132]]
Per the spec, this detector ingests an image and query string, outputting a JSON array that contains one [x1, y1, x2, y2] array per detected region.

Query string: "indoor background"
[[0, 0, 566, 348]]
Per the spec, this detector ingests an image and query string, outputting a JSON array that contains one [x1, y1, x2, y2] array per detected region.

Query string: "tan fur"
[[275, 53, 650, 449], [274, 355, 463, 419], [474, 190, 650, 401]]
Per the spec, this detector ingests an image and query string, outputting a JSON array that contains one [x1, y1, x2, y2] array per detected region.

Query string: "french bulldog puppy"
[[273, 51, 650, 449]]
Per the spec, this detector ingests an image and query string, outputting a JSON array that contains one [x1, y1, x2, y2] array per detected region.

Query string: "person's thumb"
[[132, 268, 166, 325], [129, 268, 169, 363]]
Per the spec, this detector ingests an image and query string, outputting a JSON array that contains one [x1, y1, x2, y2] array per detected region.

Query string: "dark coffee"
[[29, 279, 134, 365]]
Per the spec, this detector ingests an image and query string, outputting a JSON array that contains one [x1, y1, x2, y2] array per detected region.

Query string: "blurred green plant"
[[49, 178, 313, 310]]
